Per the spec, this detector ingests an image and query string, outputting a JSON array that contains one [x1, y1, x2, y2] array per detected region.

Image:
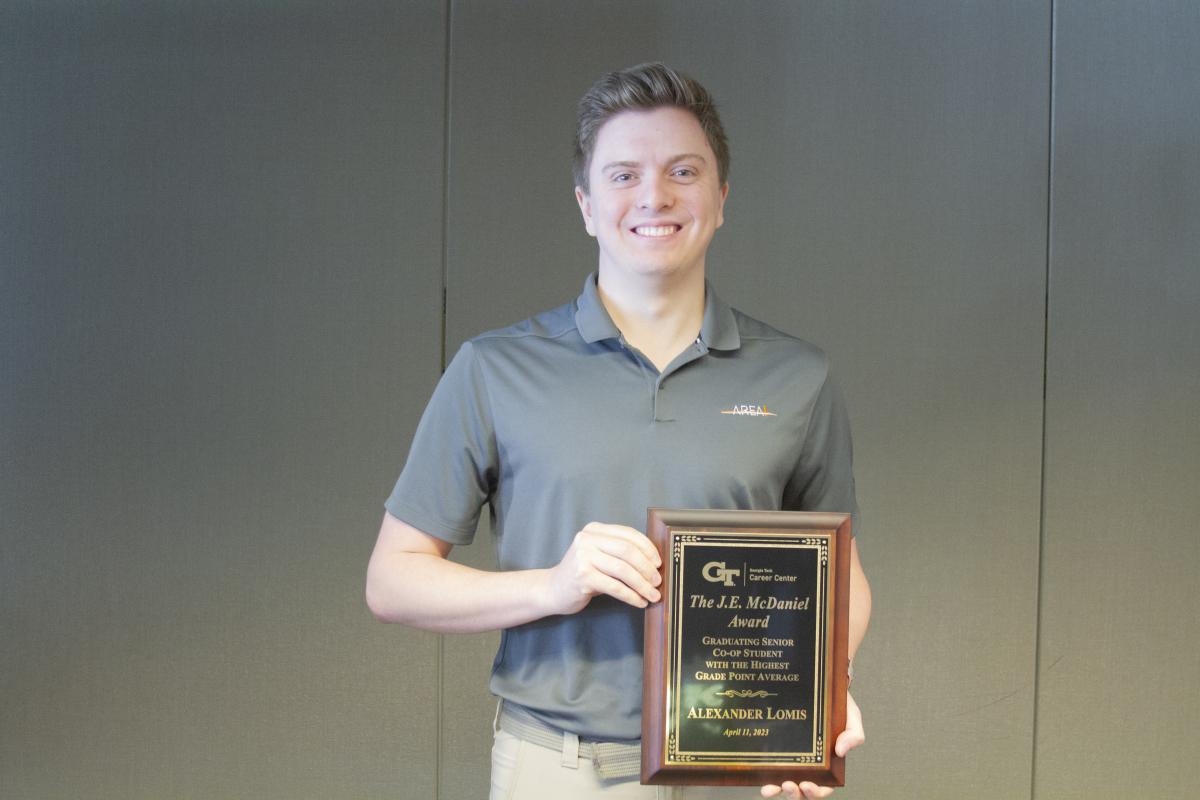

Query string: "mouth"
[[632, 224, 681, 238]]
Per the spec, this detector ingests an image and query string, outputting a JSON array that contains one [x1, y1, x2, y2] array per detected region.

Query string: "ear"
[[575, 186, 597, 237], [716, 182, 729, 229]]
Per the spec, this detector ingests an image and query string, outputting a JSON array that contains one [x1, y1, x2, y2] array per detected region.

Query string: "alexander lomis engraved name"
[[686, 706, 809, 720]]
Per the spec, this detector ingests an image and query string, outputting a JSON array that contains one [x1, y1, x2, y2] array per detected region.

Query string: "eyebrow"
[[599, 153, 710, 172]]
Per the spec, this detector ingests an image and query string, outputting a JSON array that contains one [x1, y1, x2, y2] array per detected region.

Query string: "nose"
[[637, 172, 673, 210]]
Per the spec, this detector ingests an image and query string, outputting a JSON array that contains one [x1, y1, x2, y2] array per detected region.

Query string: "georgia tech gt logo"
[[702, 561, 741, 586]]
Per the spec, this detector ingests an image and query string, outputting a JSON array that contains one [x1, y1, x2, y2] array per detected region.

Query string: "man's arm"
[[365, 512, 663, 633], [762, 538, 871, 800], [847, 537, 871, 664]]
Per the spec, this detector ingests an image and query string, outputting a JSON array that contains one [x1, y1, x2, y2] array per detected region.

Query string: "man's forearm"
[[366, 550, 556, 634], [365, 515, 662, 633]]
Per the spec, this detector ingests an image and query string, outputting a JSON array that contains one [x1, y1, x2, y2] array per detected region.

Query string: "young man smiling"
[[575, 103, 728, 371], [367, 63, 870, 800]]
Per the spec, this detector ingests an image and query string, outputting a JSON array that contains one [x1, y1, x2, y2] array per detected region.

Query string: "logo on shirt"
[[720, 403, 777, 417]]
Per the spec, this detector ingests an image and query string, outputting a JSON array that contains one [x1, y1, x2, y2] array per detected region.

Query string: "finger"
[[581, 568, 653, 608], [798, 782, 833, 799], [834, 727, 864, 757], [583, 524, 663, 572], [573, 527, 662, 592], [760, 785, 782, 798], [581, 522, 662, 566], [588, 551, 661, 603], [779, 780, 802, 799], [835, 692, 864, 756], [580, 531, 663, 590]]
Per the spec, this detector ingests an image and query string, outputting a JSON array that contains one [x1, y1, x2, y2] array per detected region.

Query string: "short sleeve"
[[384, 341, 498, 545], [782, 369, 862, 538]]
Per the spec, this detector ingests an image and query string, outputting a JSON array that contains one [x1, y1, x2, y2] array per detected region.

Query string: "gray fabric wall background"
[[2, 2, 1196, 798]]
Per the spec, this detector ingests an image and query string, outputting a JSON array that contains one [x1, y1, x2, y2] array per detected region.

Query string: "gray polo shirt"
[[386, 272, 858, 741]]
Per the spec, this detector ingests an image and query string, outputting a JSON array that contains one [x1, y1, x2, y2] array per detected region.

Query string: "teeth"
[[635, 225, 678, 237]]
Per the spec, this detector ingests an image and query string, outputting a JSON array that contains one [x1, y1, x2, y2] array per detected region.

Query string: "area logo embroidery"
[[720, 403, 777, 417]]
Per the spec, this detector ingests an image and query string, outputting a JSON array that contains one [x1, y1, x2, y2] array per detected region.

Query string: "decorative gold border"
[[663, 531, 831, 767]]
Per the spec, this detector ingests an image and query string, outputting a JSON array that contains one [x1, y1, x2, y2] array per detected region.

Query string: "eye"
[[611, 172, 635, 183], [671, 166, 698, 179]]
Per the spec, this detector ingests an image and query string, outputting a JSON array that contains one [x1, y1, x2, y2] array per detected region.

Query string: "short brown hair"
[[573, 62, 730, 193]]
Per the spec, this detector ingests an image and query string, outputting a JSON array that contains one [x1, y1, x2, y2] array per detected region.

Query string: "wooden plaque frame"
[[642, 508, 851, 786]]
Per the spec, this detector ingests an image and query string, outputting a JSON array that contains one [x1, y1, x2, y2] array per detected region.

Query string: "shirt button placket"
[[654, 376, 670, 422]]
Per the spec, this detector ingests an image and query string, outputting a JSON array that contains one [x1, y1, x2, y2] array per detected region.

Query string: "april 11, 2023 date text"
[[723, 727, 770, 738]]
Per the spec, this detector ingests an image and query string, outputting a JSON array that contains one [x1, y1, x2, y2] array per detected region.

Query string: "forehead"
[[591, 107, 713, 165]]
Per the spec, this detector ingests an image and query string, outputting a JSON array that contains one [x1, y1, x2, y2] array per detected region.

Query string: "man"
[[366, 63, 870, 800]]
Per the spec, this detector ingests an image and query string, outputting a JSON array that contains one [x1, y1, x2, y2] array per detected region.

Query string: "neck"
[[596, 267, 706, 372]]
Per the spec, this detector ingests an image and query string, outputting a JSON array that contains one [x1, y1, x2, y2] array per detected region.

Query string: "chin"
[[639, 261, 700, 279]]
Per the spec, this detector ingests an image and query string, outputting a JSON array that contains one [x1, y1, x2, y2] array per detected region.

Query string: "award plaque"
[[642, 509, 851, 786]]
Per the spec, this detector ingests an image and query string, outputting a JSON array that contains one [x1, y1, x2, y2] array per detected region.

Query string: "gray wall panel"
[[1, 2, 446, 797], [1036, 4, 1200, 797], [443, 3, 1049, 798]]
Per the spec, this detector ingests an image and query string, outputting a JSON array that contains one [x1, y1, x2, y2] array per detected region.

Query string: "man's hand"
[[542, 522, 662, 614], [760, 692, 864, 800]]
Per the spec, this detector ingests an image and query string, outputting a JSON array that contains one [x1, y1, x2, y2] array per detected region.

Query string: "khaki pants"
[[489, 728, 766, 800]]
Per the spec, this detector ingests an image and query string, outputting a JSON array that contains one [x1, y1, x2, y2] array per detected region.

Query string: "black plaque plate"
[[642, 509, 851, 786]]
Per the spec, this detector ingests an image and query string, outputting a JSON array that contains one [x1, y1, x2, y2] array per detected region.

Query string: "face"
[[575, 106, 728, 284]]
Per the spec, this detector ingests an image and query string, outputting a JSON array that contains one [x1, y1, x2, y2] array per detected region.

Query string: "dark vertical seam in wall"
[[440, 0, 452, 376], [1030, 2, 1057, 799], [437, 1, 453, 798]]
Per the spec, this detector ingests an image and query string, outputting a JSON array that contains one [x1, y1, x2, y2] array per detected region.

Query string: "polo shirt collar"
[[574, 272, 622, 343], [573, 271, 742, 351], [699, 280, 741, 351]]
